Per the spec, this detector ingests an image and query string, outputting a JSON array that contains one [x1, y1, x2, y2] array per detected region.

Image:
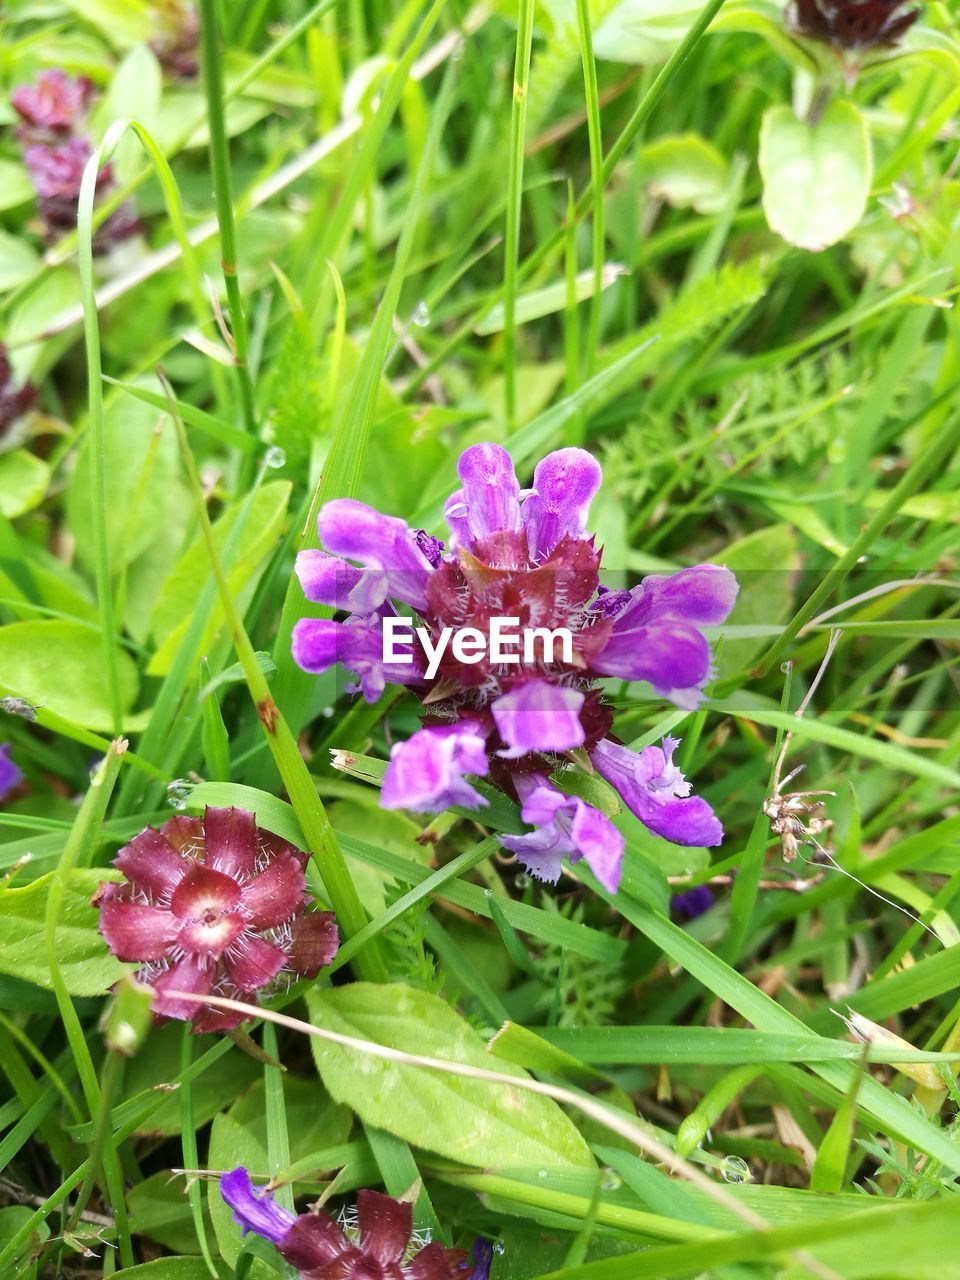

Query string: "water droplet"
[[412, 299, 431, 328], [515, 872, 531, 890], [166, 778, 194, 811], [264, 445, 286, 469], [536, 1168, 548, 1179], [720, 1155, 750, 1184], [856, 554, 869, 564], [601, 1166, 622, 1190], [87, 755, 105, 778], [483, 888, 493, 898], [493, 1241, 506, 1255]]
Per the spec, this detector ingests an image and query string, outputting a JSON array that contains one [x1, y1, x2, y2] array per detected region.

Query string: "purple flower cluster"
[[792, 0, 921, 50], [220, 1168, 478, 1279], [95, 806, 339, 1033], [11, 69, 138, 247], [292, 443, 736, 893]]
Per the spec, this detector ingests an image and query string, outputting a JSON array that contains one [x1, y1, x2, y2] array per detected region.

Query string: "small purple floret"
[[671, 884, 715, 919], [381, 722, 490, 812], [501, 774, 624, 893], [0, 745, 22, 802], [220, 1167, 296, 1243], [592, 736, 723, 847]]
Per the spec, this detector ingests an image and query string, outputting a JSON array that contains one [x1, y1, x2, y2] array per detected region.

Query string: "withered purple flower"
[[220, 1168, 475, 1279], [95, 806, 339, 1032], [792, 0, 921, 49], [292, 444, 736, 894], [0, 745, 22, 803]]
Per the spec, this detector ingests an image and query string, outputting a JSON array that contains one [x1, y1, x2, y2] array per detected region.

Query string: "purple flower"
[[0, 346, 36, 439], [150, 1, 200, 79], [792, 0, 921, 50], [0, 745, 23, 802], [381, 721, 490, 812], [11, 70, 92, 139], [292, 443, 735, 894], [500, 773, 624, 893], [220, 1167, 475, 1279], [95, 807, 339, 1033], [671, 884, 715, 919], [591, 736, 723, 847], [470, 1241, 495, 1280]]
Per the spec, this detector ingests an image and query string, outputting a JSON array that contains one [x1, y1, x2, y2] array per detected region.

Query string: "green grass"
[[1, 0, 960, 1277]]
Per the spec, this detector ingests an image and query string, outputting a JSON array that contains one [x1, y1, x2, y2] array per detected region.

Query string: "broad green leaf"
[[66, 378, 182, 571], [0, 1205, 47, 1279], [0, 229, 40, 290], [148, 480, 291, 674], [759, 101, 872, 251], [715, 523, 801, 676], [640, 134, 730, 214], [308, 983, 596, 1170], [0, 619, 140, 732], [0, 450, 50, 517], [0, 161, 35, 212], [0, 867, 128, 996], [57, 0, 152, 48], [113, 1261, 213, 1279]]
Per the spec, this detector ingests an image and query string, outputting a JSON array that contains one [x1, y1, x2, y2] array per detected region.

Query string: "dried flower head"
[[95, 806, 339, 1032], [792, 0, 921, 50], [292, 443, 736, 894], [221, 1168, 476, 1279]]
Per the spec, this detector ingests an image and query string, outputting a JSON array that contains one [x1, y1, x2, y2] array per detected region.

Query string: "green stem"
[[198, 0, 258, 450], [167, 397, 386, 981], [575, 0, 605, 381], [180, 1028, 218, 1277], [503, 0, 535, 430]]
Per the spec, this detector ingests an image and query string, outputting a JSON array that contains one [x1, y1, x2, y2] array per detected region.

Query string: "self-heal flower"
[[220, 1167, 475, 1279], [11, 69, 93, 139], [792, 0, 921, 50], [95, 806, 338, 1032], [0, 745, 22, 802], [293, 443, 736, 893]]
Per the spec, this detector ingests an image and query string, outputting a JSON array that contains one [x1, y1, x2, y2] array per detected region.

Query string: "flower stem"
[[503, 0, 535, 431], [198, 0, 258, 454]]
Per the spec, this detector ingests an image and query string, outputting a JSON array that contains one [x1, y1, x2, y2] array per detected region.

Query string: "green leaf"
[[113, 1261, 213, 1279], [0, 450, 50, 518], [307, 983, 596, 1170], [0, 160, 36, 212], [640, 134, 730, 214], [128, 1171, 211, 1256], [759, 101, 872, 251], [0, 1205, 48, 1278], [148, 480, 291, 674], [0, 867, 128, 996], [0, 620, 140, 732], [206, 1114, 278, 1277], [0, 229, 40, 291], [66, 378, 182, 572], [594, 0, 706, 64], [715, 523, 801, 676]]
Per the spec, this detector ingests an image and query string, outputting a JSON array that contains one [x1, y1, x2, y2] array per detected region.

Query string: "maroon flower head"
[[11, 69, 93, 139], [95, 806, 339, 1032], [221, 1169, 475, 1279], [792, 0, 921, 50]]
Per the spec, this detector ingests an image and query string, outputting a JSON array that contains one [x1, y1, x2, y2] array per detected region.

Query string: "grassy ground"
[[1, 0, 960, 1276]]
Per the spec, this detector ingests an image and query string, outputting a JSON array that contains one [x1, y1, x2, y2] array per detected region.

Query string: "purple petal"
[[280, 1214, 350, 1270], [456, 443, 521, 545], [443, 489, 472, 550], [408, 1241, 469, 1280], [203, 806, 258, 880], [170, 864, 244, 956], [316, 498, 432, 609], [491, 681, 585, 758], [0, 744, 23, 802], [295, 549, 387, 613], [672, 884, 714, 919], [150, 953, 215, 1021], [381, 723, 490, 812], [240, 851, 305, 929], [357, 1189, 412, 1264], [220, 1167, 297, 1244], [98, 895, 178, 961], [570, 801, 623, 893], [591, 737, 723, 847], [291, 617, 417, 702], [593, 621, 713, 705], [523, 447, 602, 561], [501, 774, 623, 892], [643, 565, 739, 625]]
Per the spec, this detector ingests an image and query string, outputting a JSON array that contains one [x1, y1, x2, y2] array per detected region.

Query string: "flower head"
[[220, 1168, 475, 1279], [95, 806, 339, 1032], [792, 0, 921, 50], [293, 443, 736, 893], [11, 69, 93, 140], [150, 1, 200, 78], [0, 745, 23, 803]]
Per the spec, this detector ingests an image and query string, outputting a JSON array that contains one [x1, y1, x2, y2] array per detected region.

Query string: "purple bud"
[[522, 447, 603, 561]]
